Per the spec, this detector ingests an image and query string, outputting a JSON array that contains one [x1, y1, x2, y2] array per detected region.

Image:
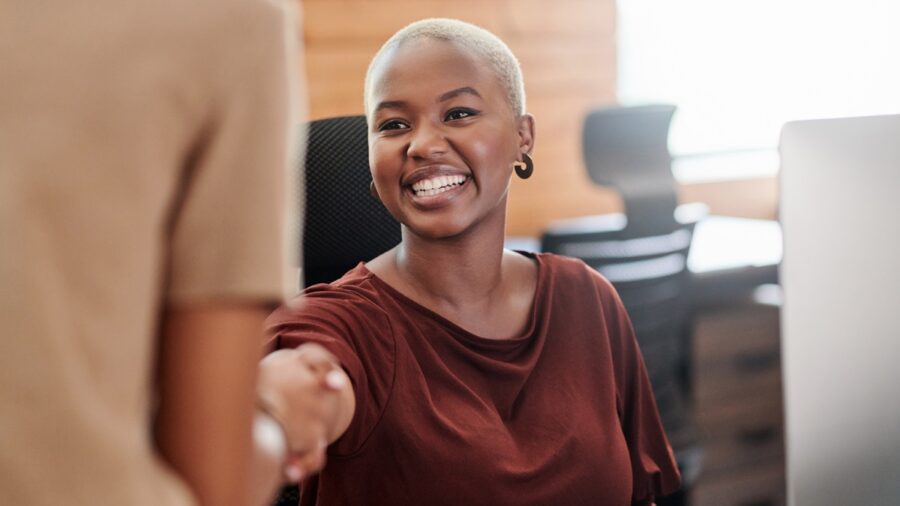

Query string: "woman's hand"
[[257, 343, 356, 481]]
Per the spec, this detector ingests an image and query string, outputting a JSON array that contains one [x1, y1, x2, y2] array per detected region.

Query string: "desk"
[[687, 216, 782, 308], [508, 214, 783, 306], [686, 217, 785, 506]]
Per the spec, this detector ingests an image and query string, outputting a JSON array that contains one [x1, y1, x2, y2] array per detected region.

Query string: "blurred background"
[[295, 0, 899, 237], [288, 2, 900, 505]]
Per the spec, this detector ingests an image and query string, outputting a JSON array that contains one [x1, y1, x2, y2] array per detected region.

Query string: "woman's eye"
[[378, 119, 409, 132], [445, 108, 478, 121]]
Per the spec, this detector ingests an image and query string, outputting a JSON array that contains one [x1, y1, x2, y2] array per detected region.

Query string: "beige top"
[[0, 0, 301, 504]]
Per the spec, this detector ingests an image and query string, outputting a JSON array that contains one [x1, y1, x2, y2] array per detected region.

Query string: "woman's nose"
[[406, 122, 448, 159]]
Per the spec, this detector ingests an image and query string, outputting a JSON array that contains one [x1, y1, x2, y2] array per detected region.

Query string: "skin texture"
[[154, 303, 271, 506], [155, 304, 354, 506], [156, 305, 353, 506]]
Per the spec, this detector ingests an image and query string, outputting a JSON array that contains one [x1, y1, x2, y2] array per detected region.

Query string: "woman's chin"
[[402, 217, 473, 242]]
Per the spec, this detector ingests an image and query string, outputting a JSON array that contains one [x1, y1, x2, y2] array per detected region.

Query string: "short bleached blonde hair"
[[364, 18, 526, 118]]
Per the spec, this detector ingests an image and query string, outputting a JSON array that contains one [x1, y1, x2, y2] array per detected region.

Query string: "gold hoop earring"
[[513, 153, 534, 179]]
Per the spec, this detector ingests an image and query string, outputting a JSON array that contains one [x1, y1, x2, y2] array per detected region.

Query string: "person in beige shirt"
[[0, 0, 352, 504]]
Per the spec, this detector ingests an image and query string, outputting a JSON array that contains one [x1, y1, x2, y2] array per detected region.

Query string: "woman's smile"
[[366, 34, 535, 241], [406, 173, 472, 208]]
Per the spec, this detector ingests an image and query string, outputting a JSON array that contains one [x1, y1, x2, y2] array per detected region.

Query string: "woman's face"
[[367, 38, 534, 240]]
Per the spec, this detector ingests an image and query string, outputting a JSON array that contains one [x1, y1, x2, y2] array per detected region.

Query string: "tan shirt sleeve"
[[168, 1, 304, 305]]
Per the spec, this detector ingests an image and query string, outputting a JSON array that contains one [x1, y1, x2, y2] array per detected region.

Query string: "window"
[[617, 0, 900, 167]]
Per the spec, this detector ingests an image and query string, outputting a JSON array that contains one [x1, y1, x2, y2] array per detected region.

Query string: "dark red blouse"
[[267, 252, 680, 505]]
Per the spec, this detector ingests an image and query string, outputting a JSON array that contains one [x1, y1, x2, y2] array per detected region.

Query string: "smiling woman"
[[264, 18, 681, 506], [363, 29, 533, 243]]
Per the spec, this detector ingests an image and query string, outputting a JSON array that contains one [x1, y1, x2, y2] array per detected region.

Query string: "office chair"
[[273, 115, 401, 506], [581, 104, 682, 237], [300, 114, 402, 287], [541, 104, 706, 505]]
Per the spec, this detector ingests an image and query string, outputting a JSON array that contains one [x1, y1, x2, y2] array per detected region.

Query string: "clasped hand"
[[257, 343, 352, 482]]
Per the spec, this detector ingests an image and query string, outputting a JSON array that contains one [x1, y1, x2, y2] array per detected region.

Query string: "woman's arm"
[[155, 306, 355, 506], [154, 303, 270, 506]]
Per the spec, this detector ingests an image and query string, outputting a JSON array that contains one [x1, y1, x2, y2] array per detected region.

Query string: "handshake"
[[254, 343, 355, 485]]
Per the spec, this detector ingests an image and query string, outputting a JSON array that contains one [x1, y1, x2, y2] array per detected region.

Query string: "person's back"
[[0, 0, 294, 503]]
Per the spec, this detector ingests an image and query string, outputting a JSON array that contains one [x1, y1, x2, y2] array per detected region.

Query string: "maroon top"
[[267, 252, 680, 506]]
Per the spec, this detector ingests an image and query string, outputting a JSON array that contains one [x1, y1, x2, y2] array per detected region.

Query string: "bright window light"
[[617, 0, 900, 157]]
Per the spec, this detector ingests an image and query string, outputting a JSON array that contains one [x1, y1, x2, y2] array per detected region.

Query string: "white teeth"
[[411, 175, 467, 195]]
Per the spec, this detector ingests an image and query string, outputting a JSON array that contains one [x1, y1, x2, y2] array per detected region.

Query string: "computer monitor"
[[779, 114, 900, 506]]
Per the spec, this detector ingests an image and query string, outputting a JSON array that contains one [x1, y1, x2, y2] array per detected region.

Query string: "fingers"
[[294, 343, 339, 373], [283, 436, 328, 482], [259, 343, 337, 373], [258, 345, 344, 401], [276, 417, 327, 484], [293, 343, 348, 392], [324, 369, 348, 390], [293, 342, 338, 365]]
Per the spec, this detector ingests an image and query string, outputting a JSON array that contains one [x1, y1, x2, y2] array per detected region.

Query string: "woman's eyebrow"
[[373, 100, 406, 114], [373, 87, 481, 114], [438, 86, 481, 102]]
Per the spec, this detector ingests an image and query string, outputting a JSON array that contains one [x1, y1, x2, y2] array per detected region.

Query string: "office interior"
[[5, 1, 895, 505], [291, 1, 900, 506]]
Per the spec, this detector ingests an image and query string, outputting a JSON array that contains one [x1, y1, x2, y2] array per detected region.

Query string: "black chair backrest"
[[582, 104, 679, 238], [301, 115, 401, 287], [274, 115, 403, 506]]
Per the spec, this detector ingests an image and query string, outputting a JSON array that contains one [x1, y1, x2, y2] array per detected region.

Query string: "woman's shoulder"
[[268, 263, 390, 327], [532, 252, 626, 326], [534, 252, 616, 293]]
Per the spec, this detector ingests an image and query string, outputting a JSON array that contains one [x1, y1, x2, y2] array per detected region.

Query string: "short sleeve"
[[167, 1, 302, 304], [265, 285, 395, 456], [593, 270, 682, 504]]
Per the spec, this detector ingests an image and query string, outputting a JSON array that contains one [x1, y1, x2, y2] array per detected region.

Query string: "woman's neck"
[[365, 207, 539, 340], [384, 210, 510, 310], [400, 234, 503, 299]]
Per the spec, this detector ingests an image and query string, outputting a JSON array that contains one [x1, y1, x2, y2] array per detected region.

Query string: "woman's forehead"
[[368, 39, 501, 102]]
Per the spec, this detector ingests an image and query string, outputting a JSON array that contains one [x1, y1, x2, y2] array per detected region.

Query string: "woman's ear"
[[516, 113, 536, 155]]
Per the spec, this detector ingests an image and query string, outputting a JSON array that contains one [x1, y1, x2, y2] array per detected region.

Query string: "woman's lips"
[[406, 175, 470, 207], [410, 174, 468, 196]]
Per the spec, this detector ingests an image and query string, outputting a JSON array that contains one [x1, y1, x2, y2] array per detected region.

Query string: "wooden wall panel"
[[300, 0, 620, 237], [299, 0, 777, 237]]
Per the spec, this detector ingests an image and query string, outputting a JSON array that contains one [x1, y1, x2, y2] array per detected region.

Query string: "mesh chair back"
[[274, 116, 402, 506], [302, 115, 401, 287]]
